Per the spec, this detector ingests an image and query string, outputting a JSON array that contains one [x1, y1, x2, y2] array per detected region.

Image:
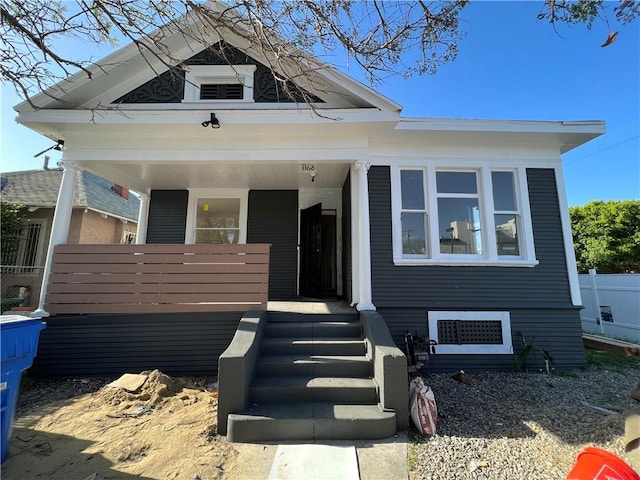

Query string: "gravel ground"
[[409, 360, 640, 480]]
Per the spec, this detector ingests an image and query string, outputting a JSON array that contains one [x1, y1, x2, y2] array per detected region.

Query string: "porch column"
[[31, 161, 78, 317], [136, 192, 150, 244], [353, 160, 375, 311]]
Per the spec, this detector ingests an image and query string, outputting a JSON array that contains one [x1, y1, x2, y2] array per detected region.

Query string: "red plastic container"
[[566, 447, 639, 480]]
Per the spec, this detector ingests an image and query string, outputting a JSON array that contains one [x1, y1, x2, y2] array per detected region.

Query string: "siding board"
[[30, 312, 243, 376], [368, 166, 585, 370], [247, 190, 298, 299]]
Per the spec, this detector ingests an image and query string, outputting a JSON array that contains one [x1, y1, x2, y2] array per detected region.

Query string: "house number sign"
[[300, 163, 316, 174]]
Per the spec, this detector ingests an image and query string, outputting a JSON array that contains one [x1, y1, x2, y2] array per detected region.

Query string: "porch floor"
[[267, 299, 355, 314]]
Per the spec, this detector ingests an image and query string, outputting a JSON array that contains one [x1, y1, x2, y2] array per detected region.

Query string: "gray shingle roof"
[[0, 169, 140, 222]]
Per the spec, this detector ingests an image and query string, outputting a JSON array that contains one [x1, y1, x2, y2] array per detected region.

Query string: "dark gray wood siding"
[[368, 166, 585, 370], [147, 190, 188, 243], [342, 173, 352, 303], [247, 190, 298, 299], [30, 312, 243, 376], [380, 307, 585, 371]]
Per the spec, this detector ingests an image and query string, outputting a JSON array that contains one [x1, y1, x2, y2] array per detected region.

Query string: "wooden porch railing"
[[45, 244, 270, 315]]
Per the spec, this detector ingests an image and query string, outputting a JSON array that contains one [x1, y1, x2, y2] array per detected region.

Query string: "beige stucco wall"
[[67, 209, 84, 244], [78, 209, 119, 243]]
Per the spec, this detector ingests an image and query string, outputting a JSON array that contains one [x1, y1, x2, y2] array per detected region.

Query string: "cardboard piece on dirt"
[[106, 373, 148, 393]]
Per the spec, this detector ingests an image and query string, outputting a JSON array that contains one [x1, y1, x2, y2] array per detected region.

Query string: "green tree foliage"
[[570, 200, 640, 273], [1, 201, 26, 264]]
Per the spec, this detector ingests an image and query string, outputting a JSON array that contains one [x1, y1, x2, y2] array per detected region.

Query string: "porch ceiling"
[[79, 160, 350, 193]]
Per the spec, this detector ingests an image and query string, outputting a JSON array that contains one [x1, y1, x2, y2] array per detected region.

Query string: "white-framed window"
[[428, 311, 513, 354], [183, 65, 257, 103], [491, 171, 521, 257], [436, 170, 483, 256], [391, 165, 537, 266], [400, 169, 428, 256], [185, 189, 248, 244]]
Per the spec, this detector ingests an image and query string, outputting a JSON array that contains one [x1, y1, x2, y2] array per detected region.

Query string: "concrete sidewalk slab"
[[232, 432, 408, 480], [268, 444, 359, 479]]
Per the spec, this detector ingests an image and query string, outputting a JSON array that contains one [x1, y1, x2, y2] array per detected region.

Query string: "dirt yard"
[[1, 371, 241, 480]]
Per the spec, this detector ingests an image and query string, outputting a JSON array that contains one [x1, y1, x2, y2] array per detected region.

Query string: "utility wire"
[[564, 135, 639, 165]]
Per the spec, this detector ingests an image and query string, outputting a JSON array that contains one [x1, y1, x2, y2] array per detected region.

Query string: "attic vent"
[[200, 84, 243, 100], [437, 320, 503, 345]]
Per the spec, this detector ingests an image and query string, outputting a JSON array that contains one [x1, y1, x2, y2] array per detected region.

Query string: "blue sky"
[[1, 1, 638, 207]]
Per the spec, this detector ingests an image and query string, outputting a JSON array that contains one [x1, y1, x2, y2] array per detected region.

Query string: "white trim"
[[136, 192, 150, 244], [37, 162, 78, 312], [354, 160, 375, 311], [428, 311, 513, 355], [394, 259, 538, 267], [183, 65, 256, 103], [555, 166, 582, 306], [350, 164, 360, 305], [85, 207, 137, 223], [396, 118, 605, 134], [185, 188, 248, 244], [17, 108, 398, 125]]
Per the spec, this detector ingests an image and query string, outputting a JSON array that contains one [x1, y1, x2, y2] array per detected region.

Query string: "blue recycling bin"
[[1, 315, 46, 463]]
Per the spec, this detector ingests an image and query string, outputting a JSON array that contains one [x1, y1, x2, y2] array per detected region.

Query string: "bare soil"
[[1, 371, 240, 480]]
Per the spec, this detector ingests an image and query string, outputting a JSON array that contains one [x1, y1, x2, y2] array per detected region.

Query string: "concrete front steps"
[[226, 312, 397, 442]]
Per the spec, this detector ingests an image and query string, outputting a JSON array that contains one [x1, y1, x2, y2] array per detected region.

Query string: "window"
[[1, 219, 47, 274], [183, 65, 256, 103], [391, 165, 536, 266], [195, 198, 241, 244], [185, 189, 248, 244], [436, 171, 482, 255], [492, 171, 520, 256], [400, 170, 428, 255], [121, 231, 136, 244], [428, 311, 513, 354]]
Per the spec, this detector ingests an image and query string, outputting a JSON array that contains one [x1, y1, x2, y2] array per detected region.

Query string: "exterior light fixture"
[[33, 139, 65, 157], [201, 113, 220, 129]]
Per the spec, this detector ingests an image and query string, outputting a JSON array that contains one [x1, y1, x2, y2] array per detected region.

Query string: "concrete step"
[[266, 312, 359, 323], [250, 376, 378, 404], [227, 402, 397, 442], [256, 355, 371, 377], [264, 321, 362, 338], [261, 337, 366, 356]]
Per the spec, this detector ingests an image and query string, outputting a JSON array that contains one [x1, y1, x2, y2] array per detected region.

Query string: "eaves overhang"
[[395, 117, 606, 154]]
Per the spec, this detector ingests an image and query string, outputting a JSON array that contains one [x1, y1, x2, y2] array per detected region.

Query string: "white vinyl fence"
[[579, 270, 640, 343]]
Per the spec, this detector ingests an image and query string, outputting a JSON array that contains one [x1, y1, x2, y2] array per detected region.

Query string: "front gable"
[[113, 42, 323, 105], [15, 13, 402, 115]]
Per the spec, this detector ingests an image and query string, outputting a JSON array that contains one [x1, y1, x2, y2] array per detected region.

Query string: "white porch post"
[[31, 161, 78, 317], [353, 160, 375, 311], [136, 192, 150, 244]]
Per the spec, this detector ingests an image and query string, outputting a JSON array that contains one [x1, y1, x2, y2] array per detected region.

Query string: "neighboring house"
[[12, 10, 603, 377], [0, 168, 140, 308]]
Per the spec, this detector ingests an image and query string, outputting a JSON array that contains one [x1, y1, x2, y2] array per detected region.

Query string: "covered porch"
[[32, 154, 377, 318]]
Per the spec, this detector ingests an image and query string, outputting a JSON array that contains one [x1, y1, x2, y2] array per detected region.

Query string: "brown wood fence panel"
[[45, 244, 270, 315]]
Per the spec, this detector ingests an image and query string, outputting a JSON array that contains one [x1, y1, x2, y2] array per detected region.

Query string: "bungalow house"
[[12, 6, 603, 440], [1, 168, 140, 309]]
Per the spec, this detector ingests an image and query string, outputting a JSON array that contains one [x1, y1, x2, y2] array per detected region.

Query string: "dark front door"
[[300, 203, 322, 297]]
